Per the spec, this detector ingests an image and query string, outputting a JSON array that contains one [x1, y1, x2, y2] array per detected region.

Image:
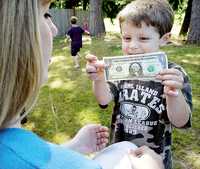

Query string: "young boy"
[[66, 16, 90, 68], [86, 0, 192, 169]]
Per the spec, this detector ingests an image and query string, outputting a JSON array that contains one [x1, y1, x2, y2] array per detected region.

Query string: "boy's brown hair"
[[70, 16, 78, 24], [117, 0, 174, 37]]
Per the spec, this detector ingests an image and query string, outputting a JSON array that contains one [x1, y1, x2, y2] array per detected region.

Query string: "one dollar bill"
[[103, 52, 168, 81]]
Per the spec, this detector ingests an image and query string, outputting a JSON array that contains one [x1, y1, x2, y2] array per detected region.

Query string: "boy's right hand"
[[85, 54, 105, 81]]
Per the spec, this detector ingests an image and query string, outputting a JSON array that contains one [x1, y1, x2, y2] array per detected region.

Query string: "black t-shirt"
[[67, 26, 84, 48]]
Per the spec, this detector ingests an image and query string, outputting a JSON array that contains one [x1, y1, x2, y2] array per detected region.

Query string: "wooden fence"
[[49, 9, 89, 36]]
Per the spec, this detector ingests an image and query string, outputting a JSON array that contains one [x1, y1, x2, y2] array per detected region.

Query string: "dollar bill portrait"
[[129, 62, 143, 77]]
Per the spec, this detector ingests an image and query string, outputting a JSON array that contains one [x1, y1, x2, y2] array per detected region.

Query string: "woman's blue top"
[[0, 128, 101, 169]]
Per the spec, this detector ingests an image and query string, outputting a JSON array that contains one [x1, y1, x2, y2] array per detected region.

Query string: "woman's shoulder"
[[0, 128, 101, 169], [0, 128, 51, 168]]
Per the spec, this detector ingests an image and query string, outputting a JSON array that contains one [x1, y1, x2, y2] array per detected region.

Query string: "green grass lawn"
[[25, 33, 200, 169]]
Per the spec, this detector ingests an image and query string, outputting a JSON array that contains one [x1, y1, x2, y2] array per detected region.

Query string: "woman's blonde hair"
[[0, 0, 44, 127]]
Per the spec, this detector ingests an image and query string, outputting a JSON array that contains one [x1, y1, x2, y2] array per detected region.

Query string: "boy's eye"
[[123, 36, 131, 41], [139, 37, 150, 41]]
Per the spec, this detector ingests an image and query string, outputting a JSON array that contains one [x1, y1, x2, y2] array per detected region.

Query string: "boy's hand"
[[65, 35, 71, 42], [85, 54, 105, 81], [156, 68, 184, 97]]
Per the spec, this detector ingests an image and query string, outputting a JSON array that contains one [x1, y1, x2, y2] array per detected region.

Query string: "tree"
[[179, 0, 193, 35], [102, 0, 132, 21], [187, 0, 200, 44], [169, 0, 184, 10], [89, 0, 105, 36], [83, 0, 89, 10]]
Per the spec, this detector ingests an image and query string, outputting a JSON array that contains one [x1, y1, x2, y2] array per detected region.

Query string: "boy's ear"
[[159, 32, 171, 46]]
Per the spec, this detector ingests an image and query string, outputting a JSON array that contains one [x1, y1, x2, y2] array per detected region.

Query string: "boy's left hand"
[[156, 68, 184, 97]]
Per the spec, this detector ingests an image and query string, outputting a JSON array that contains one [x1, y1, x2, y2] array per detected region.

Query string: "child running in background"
[[83, 16, 90, 33], [86, 0, 192, 169], [66, 16, 90, 68]]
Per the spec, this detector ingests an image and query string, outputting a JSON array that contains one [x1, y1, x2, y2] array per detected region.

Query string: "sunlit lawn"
[[25, 21, 200, 169]]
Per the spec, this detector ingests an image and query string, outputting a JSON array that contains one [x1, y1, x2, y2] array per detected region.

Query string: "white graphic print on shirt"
[[111, 80, 167, 151]]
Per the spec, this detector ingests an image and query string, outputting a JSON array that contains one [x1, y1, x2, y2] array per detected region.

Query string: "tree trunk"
[[72, 7, 76, 16], [83, 0, 89, 10], [169, 0, 183, 10], [187, 0, 200, 44], [89, 0, 105, 37], [179, 0, 193, 35]]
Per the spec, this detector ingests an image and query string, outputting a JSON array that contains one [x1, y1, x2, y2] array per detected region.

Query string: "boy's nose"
[[51, 22, 58, 37], [129, 40, 139, 49], [127, 41, 140, 54], [48, 17, 58, 37]]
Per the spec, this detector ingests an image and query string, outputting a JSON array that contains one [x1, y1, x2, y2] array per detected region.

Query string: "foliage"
[[169, 0, 185, 10], [102, 0, 189, 21], [50, 0, 190, 27], [102, 0, 132, 21], [50, 0, 86, 9], [50, 0, 130, 18], [174, 0, 189, 24]]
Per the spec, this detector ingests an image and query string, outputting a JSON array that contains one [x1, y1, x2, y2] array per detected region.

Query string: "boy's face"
[[121, 21, 164, 55]]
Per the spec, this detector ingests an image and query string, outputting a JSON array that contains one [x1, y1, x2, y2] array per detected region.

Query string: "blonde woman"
[[0, 1, 109, 168]]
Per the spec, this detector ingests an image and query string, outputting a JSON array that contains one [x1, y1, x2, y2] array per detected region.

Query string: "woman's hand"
[[128, 146, 164, 169], [63, 124, 109, 154]]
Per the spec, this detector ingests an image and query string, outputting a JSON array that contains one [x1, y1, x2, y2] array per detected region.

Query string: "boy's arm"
[[93, 79, 112, 106], [65, 29, 71, 41], [65, 34, 71, 43], [86, 54, 113, 106], [166, 90, 191, 128], [156, 68, 192, 128], [84, 30, 90, 35]]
